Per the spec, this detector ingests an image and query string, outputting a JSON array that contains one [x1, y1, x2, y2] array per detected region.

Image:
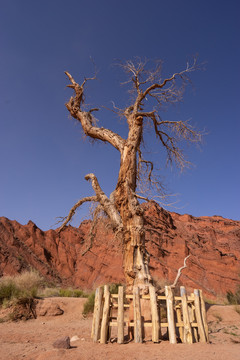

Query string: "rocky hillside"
[[0, 202, 239, 299]]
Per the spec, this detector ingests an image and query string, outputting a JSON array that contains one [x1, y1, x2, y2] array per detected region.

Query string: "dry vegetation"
[[0, 270, 94, 322]]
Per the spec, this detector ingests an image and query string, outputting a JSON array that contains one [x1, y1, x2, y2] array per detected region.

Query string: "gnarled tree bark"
[[59, 59, 201, 293]]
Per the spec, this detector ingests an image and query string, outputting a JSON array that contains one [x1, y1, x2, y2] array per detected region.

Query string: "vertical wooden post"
[[189, 293, 198, 342], [176, 305, 183, 342], [117, 286, 124, 344], [180, 286, 193, 344], [149, 285, 159, 343], [194, 289, 206, 343], [100, 285, 111, 344], [133, 286, 142, 343], [108, 296, 113, 341], [199, 290, 209, 342], [92, 286, 104, 343], [165, 286, 177, 344], [158, 301, 162, 340]]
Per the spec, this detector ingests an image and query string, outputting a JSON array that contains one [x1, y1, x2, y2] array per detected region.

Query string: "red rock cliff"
[[0, 202, 239, 299]]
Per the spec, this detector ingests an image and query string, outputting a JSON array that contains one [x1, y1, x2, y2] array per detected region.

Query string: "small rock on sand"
[[52, 336, 71, 349]]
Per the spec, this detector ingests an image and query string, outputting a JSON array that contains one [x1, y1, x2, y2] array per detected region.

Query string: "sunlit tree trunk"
[[114, 116, 152, 290], [59, 58, 201, 294]]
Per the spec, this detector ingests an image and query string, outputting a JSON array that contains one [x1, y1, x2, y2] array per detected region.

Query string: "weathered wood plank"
[[180, 286, 193, 344], [117, 286, 124, 344], [176, 305, 184, 342], [165, 286, 177, 344], [111, 294, 195, 301], [149, 285, 159, 343], [199, 289, 209, 342], [194, 289, 207, 343], [92, 287, 104, 343], [100, 285, 111, 344], [133, 286, 142, 343]]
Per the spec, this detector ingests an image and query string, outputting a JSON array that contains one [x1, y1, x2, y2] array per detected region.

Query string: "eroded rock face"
[[0, 202, 239, 299], [143, 203, 240, 299]]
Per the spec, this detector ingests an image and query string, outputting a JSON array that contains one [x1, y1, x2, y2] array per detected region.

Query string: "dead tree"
[[59, 58, 201, 293]]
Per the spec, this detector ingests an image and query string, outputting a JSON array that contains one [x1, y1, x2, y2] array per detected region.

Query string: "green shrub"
[[0, 277, 19, 303], [109, 283, 123, 294], [58, 288, 73, 297], [58, 288, 88, 298], [73, 289, 88, 298], [14, 269, 44, 293], [227, 287, 240, 305], [38, 286, 89, 298], [38, 287, 60, 298], [0, 270, 44, 320], [82, 292, 95, 316], [81, 284, 123, 316], [0, 270, 44, 307]]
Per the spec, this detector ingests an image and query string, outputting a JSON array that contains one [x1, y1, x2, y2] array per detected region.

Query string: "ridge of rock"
[[0, 203, 239, 299]]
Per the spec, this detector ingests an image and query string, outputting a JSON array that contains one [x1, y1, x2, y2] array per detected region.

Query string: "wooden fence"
[[91, 284, 209, 344]]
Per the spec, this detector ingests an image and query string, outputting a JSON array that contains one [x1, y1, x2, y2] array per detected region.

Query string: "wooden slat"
[[189, 302, 198, 342], [100, 285, 111, 344], [176, 306, 183, 342], [111, 294, 195, 301], [194, 289, 207, 343], [180, 286, 193, 344], [109, 321, 198, 328], [199, 290, 209, 342], [91, 288, 97, 338], [149, 285, 159, 343], [117, 286, 124, 344], [111, 304, 130, 308], [165, 286, 177, 344], [133, 286, 142, 343], [92, 287, 104, 343]]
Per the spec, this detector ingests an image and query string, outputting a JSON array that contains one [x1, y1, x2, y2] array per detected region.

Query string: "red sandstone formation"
[[0, 202, 239, 299]]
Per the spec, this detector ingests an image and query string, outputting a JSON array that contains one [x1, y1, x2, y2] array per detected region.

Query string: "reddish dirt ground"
[[0, 298, 240, 360]]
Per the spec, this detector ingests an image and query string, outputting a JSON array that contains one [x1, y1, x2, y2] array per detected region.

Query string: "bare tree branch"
[[58, 196, 97, 233], [81, 204, 103, 256], [137, 147, 154, 183], [62, 58, 203, 290], [171, 255, 191, 288], [65, 71, 125, 153], [136, 111, 201, 173], [85, 173, 123, 232], [119, 58, 199, 114], [138, 58, 198, 109]]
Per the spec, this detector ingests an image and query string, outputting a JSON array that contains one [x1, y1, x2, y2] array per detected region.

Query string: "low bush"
[[0, 270, 44, 306], [0, 270, 44, 321], [58, 288, 88, 298], [226, 287, 240, 305], [39, 286, 89, 298], [73, 289, 88, 298], [81, 283, 124, 316], [82, 292, 95, 316], [109, 283, 123, 294], [16, 270, 44, 298], [0, 277, 19, 303], [38, 287, 60, 297]]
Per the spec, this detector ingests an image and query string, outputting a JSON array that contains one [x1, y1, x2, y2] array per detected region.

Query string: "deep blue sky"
[[0, 0, 239, 230]]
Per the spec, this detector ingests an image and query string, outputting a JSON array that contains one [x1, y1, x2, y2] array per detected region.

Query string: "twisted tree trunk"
[[61, 58, 200, 293], [113, 115, 152, 291]]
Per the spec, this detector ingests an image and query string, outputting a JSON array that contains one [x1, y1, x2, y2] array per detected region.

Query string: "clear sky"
[[0, 0, 239, 230]]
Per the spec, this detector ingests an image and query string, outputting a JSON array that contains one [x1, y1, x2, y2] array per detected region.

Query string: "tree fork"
[[61, 58, 201, 293]]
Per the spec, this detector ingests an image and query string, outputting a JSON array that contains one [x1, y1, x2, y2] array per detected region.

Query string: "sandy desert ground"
[[0, 297, 240, 360]]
